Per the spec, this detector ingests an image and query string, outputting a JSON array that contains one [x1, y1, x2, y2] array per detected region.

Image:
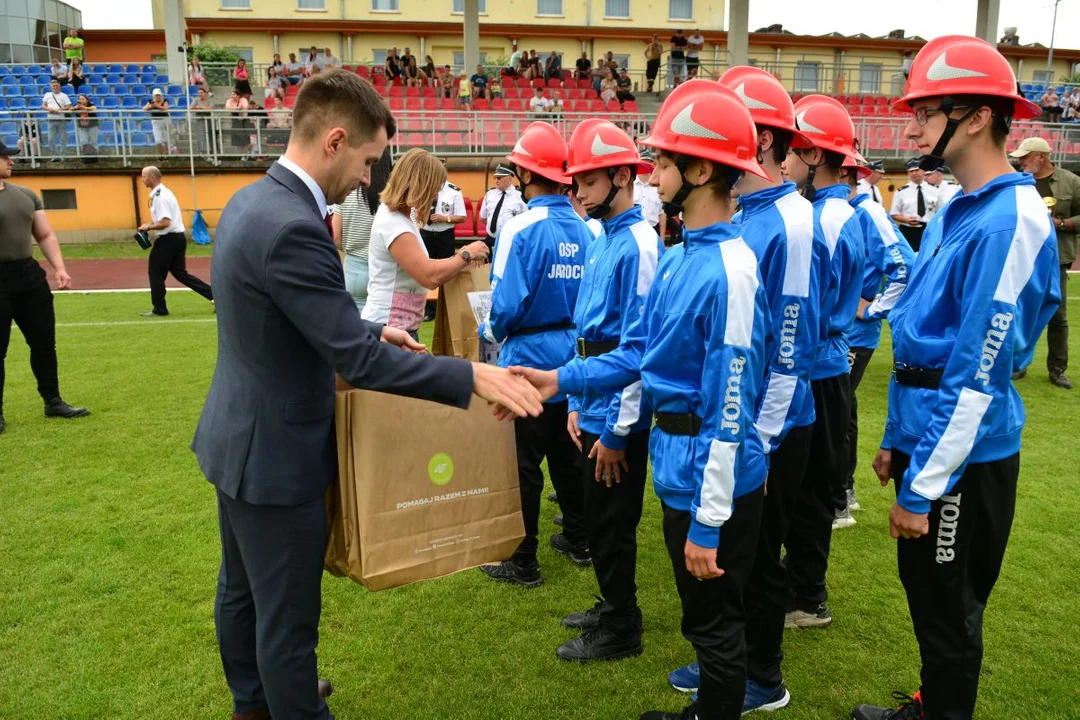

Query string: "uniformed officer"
[[420, 179, 466, 260], [479, 164, 528, 249], [633, 148, 665, 238], [925, 164, 961, 206], [856, 160, 884, 203], [853, 35, 1060, 720], [889, 158, 939, 252], [0, 139, 89, 434]]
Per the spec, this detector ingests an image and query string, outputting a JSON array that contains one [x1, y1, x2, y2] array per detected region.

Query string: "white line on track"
[[56, 318, 216, 328]]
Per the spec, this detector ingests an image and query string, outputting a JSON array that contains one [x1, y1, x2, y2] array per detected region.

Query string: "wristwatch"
[[460, 249, 472, 262]]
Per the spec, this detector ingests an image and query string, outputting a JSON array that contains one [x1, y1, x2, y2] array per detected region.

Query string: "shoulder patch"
[[447, 183, 459, 191]]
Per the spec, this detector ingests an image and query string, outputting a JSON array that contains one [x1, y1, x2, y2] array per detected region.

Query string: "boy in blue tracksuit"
[[835, 183, 915, 524], [553, 122, 663, 663], [512, 83, 773, 720], [781, 94, 865, 630], [478, 122, 593, 588], [854, 36, 1061, 720]]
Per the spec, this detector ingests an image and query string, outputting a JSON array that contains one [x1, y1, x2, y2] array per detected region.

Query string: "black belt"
[[514, 321, 575, 337], [576, 337, 618, 358], [893, 363, 944, 389], [654, 412, 702, 436]]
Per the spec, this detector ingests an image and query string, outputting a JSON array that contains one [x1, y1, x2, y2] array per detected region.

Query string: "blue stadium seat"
[[19, 75, 35, 85], [137, 119, 152, 133], [155, 74, 170, 85], [2, 135, 16, 148], [99, 119, 115, 133], [142, 64, 157, 74], [0, 98, 6, 109], [60, 84, 74, 94], [91, 64, 106, 74], [121, 96, 138, 108], [26, 66, 42, 75], [0, 67, 9, 77], [10, 98, 27, 109], [105, 73, 121, 85], [108, 64, 123, 74], [89, 74, 103, 85], [125, 64, 140, 74], [101, 96, 118, 108], [2, 86, 18, 97], [0, 121, 16, 135], [1, 77, 15, 87], [11, 66, 26, 75], [173, 95, 187, 108], [120, 75, 136, 85], [129, 84, 146, 97], [167, 86, 182, 96], [131, 132, 149, 147]]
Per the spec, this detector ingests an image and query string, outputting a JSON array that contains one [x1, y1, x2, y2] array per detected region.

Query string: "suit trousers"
[[744, 424, 813, 687], [662, 488, 763, 720], [580, 429, 649, 637], [784, 373, 851, 609], [149, 232, 214, 313], [512, 400, 586, 565], [0, 259, 60, 411], [215, 489, 332, 720], [1046, 265, 1069, 374], [838, 346, 875, 510], [891, 450, 1019, 720]]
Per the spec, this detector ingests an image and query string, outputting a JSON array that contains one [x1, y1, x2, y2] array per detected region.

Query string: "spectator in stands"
[[901, 50, 914, 79], [67, 59, 87, 93], [1062, 88, 1076, 120], [604, 51, 619, 74], [508, 42, 522, 76], [264, 67, 286, 103], [73, 94, 98, 156], [470, 65, 492, 103], [644, 33, 663, 92], [144, 88, 171, 156], [423, 55, 437, 85], [17, 116, 39, 158], [599, 68, 618, 106], [305, 46, 320, 76], [686, 28, 705, 77], [530, 86, 554, 115], [362, 149, 490, 339], [385, 50, 402, 83], [404, 56, 422, 87], [189, 56, 211, 95], [545, 51, 562, 82], [49, 58, 68, 84], [591, 58, 607, 94], [516, 53, 534, 81], [63, 29, 84, 67], [233, 58, 252, 101], [669, 29, 688, 86], [575, 52, 591, 81], [490, 75, 503, 99], [189, 87, 216, 158], [401, 47, 416, 68], [283, 53, 305, 86], [1041, 87, 1063, 121], [551, 90, 565, 115], [529, 50, 542, 76], [436, 64, 452, 97], [458, 73, 472, 110], [225, 89, 250, 156], [332, 148, 392, 313], [615, 67, 635, 109], [322, 48, 340, 72], [271, 53, 285, 75], [42, 80, 71, 162]]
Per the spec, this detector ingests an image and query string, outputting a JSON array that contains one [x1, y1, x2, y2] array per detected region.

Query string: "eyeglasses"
[[913, 104, 971, 126]]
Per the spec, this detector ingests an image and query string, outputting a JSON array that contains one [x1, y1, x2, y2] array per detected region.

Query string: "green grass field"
[[0, 289, 1078, 719]]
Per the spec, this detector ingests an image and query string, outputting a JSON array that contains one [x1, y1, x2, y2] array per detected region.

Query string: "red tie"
[[324, 212, 334, 238]]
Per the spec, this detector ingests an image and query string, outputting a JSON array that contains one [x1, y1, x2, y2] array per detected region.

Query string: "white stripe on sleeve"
[[719, 238, 759, 348], [754, 372, 798, 452], [909, 386, 993, 501], [698, 439, 738, 528]]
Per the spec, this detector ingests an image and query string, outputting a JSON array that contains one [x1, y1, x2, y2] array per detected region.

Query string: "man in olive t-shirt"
[[0, 140, 89, 435], [63, 29, 84, 65]]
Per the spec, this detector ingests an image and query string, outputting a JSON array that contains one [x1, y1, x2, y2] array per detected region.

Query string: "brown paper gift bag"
[[432, 264, 491, 361], [325, 386, 523, 591]]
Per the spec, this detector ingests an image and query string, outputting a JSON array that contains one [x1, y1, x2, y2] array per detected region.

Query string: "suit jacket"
[[192, 162, 474, 506]]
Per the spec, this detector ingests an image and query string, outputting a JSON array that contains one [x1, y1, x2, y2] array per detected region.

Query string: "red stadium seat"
[[264, 97, 276, 109], [371, 73, 385, 86], [516, 77, 530, 88], [566, 88, 583, 100], [421, 86, 435, 97], [389, 85, 404, 97], [547, 77, 560, 87], [421, 98, 436, 110], [590, 99, 608, 112], [622, 100, 638, 112], [343, 65, 354, 73], [577, 78, 591, 89], [389, 97, 404, 111], [474, 98, 490, 110], [283, 96, 296, 109], [405, 97, 421, 110], [357, 65, 370, 77], [456, 197, 477, 238], [507, 99, 525, 111], [492, 99, 507, 110], [445, 132, 464, 147], [406, 132, 426, 147], [405, 86, 420, 97]]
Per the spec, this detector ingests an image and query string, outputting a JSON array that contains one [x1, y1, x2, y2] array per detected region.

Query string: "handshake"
[[472, 365, 562, 421]]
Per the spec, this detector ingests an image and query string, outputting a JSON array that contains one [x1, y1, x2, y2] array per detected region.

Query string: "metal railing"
[[3, 107, 1080, 167]]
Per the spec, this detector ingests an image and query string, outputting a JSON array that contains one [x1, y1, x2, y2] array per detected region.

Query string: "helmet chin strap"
[[587, 167, 622, 220], [917, 100, 982, 172], [661, 157, 744, 216]]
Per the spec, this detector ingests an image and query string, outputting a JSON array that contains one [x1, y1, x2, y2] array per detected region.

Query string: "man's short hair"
[[291, 69, 396, 147]]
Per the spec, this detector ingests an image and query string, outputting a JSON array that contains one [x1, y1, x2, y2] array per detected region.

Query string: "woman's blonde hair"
[[380, 148, 447, 227]]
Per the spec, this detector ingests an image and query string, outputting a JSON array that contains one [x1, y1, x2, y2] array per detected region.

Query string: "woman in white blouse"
[[362, 149, 489, 338], [332, 149, 391, 313]]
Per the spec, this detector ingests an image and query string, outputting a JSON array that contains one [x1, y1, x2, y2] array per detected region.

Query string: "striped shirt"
[[338, 189, 375, 261]]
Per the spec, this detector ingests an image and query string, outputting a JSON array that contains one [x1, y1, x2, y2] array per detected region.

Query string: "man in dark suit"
[[191, 69, 543, 720]]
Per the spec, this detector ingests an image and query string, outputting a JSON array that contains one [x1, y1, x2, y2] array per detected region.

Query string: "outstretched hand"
[[507, 366, 560, 402], [380, 326, 427, 354], [473, 363, 544, 420]]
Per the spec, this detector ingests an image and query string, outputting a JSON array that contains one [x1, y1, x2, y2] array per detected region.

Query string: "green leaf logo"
[[428, 453, 454, 486]]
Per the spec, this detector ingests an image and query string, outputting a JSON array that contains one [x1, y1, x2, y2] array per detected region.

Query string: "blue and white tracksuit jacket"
[[810, 183, 865, 380], [735, 181, 830, 453], [848, 194, 915, 350], [558, 222, 770, 548], [479, 194, 591, 403], [568, 205, 663, 450], [883, 173, 1061, 514]]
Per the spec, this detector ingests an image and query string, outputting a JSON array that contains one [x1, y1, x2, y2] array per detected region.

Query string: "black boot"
[[479, 558, 544, 588], [556, 621, 643, 662], [44, 398, 90, 419], [639, 702, 697, 720]]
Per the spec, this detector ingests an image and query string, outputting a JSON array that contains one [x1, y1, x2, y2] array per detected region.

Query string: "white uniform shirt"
[[479, 186, 528, 237], [423, 181, 466, 232], [890, 181, 939, 223], [633, 178, 663, 227], [933, 181, 962, 207], [856, 178, 883, 204], [149, 184, 184, 235]]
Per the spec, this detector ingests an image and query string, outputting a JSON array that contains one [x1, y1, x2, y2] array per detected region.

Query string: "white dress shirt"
[[633, 178, 663, 226], [150, 184, 185, 235], [423, 182, 466, 232], [277, 156, 329, 219], [890, 180, 939, 223], [479, 186, 528, 237]]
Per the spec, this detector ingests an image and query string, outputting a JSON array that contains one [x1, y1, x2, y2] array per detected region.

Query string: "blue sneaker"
[[668, 661, 699, 693], [742, 679, 791, 714]]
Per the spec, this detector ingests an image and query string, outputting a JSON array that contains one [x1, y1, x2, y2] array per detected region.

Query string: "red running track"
[[44, 257, 212, 291]]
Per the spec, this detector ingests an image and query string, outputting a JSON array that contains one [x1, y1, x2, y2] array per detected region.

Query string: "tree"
[[187, 44, 240, 86]]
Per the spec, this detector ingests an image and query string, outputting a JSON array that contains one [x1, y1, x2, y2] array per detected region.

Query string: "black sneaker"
[[479, 558, 544, 588], [553, 514, 563, 526], [852, 691, 924, 720], [547, 491, 558, 502], [639, 702, 697, 720], [785, 601, 832, 629], [1012, 369, 1027, 380], [44, 398, 90, 419], [550, 533, 591, 567], [561, 597, 603, 630], [1049, 371, 1073, 389], [556, 622, 643, 662]]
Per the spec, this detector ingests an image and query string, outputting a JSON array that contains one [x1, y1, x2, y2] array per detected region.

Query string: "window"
[[42, 189, 77, 210], [605, 0, 630, 17], [1032, 70, 1053, 84], [297, 0, 326, 8], [220, 0, 251, 8], [373, 49, 388, 65], [226, 47, 254, 63], [611, 53, 629, 70], [452, 0, 487, 11], [859, 63, 881, 94], [371, 0, 399, 9], [537, 0, 563, 15], [668, 0, 692, 20], [794, 61, 820, 93], [453, 51, 487, 73]]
